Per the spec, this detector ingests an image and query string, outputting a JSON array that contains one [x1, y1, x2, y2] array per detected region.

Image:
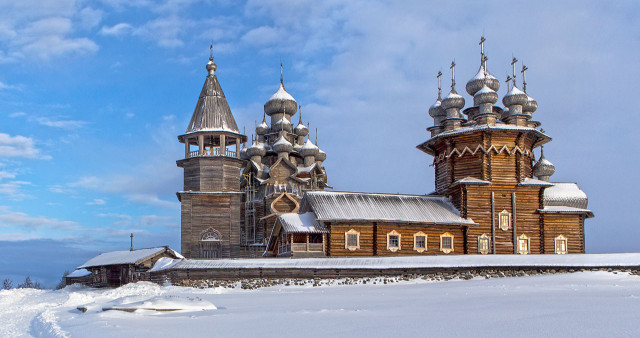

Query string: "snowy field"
[[2, 271, 640, 337]]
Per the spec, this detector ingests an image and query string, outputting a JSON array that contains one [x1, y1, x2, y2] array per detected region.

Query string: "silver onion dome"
[[264, 83, 297, 116], [294, 121, 309, 136], [532, 148, 555, 181], [300, 139, 319, 157], [239, 143, 249, 160], [273, 135, 293, 153], [502, 85, 528, 107], [441, 89, 465, 110], [275, 116, 292, 132], [316, 148, 327, 162], [206, 57, 217, 76], [466, 66, 500, 96], [523, 94, 538, 114], [428, 97, 445, 118], [256, 117, 269, 135], [246, 140, 266, 157], [473, 84, 498, 106]]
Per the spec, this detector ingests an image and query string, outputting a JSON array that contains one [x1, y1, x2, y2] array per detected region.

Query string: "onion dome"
[[532, 147, 555, 181], [502, 85, 528, 107], [523, 94, 538, 114], [428, 96, 445, 118], [246, 140, 266, 157], [274, 116, 292, 132], [466, 66, 500, 96], [316, 148, 327, 162], [256, 116, 269, 135], [300, 139, 319, 157], [293, 143, 302, 153], [273, 135, 293, 153], [206, 56, 217, 76], [294, 120, 309, 136], [441, 89, 465, 110], [473, 84, 498, 106], [264, 83, 297, 116], [239, 143, 249, 160]]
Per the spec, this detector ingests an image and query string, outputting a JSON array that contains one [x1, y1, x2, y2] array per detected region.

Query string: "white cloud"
[[241, 26, 281, 46], [0, 181, 31, 200], [0, 81, 17, 90], [0, 206, 79, 231], [77, 7, 102, 29], [87, 198, 107, 205], [100, 22, 133, 36], [9, 112, 26, 117], [134, 16, 187, 48], [32, 116, 88, 129], [0, 133, 49, 159], [0, 171, 16, 180]]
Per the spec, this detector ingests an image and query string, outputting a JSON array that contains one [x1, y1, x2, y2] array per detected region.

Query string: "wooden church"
[[177, 40, 593, 259]]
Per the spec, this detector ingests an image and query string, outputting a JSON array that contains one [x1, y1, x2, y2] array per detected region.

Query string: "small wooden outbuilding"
[[66, 246, 183, 287]]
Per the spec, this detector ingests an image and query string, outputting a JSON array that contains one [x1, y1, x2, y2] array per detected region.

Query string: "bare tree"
[[55, 271, 70, 290], [2, 278, 12, 290], [18, 276, 34, 289]]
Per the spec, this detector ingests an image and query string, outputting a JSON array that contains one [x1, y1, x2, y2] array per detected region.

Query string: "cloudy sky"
[[0, 0, 638, 286]]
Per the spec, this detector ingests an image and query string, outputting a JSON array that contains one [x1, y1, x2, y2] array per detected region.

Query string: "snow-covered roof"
[[78, 247, 181, 269], [67, 269, 91, 278], [277, 212, 329, 234], [520, 178, 554, 186], [267, 83, 296, 102], [451, 177, 490, 186], [152, 253, 640, 271], [539, 206, 594, 218], [544, 182, 588, 209], [304, 191, 475, 225]]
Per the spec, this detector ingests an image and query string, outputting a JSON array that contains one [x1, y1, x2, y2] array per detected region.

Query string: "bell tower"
[[177, 46, 247, 258]]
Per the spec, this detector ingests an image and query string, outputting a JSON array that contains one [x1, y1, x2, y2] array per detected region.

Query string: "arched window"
[[498, 210, 511, 231], [517, 234, 530, 255], [201, 228, 221, 241], [555, 235, 567, 254], [478, 234, 490, 254]]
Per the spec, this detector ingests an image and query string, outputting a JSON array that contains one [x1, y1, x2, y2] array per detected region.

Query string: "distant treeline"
[[2, 271, 70, 290]]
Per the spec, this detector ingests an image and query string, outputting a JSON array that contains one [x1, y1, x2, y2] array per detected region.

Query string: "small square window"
[[347, 234, 358, 247], [517, 234, 530, 254], [415, 236, 426, 249], [442, 236, 452, 249], [555, 235, 567, 254], [389, 235, 399, 248], [440, 233, 454, 253]]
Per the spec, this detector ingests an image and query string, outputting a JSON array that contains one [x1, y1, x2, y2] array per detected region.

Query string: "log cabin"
[[178, 40, 593, 259]]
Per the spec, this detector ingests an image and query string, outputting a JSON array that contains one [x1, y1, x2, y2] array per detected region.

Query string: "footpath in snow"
[[2, 271, 640, 337]]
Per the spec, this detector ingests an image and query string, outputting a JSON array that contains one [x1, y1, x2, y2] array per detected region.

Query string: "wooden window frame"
[[413, 231, 427, 253], [555, 235, 567, 254], [344, 229, 360, 251], [498, 210, 511, 231], [478, 234, 490, 254], [387, 230, 401, 252], [440, 232, 454, 254], [517, 234, 530, 255]]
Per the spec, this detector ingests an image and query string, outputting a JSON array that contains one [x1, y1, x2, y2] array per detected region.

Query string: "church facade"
[[177, 40, 593, 259]]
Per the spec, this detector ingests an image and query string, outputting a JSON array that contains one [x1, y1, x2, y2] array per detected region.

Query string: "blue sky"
[[1, 0, 639, 287]]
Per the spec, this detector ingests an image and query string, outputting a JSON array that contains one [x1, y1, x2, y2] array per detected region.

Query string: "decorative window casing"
[[555, 235, 567, 254], [344, 229, 360, 251], [440, 232, 454, 254], [517, 234, 530, 255], [498, 210, 511, 231], [478, 234, 490, 254], [387, 230, 401, 252], [201, 228, 221, 241], [414, 232, 427, 253]]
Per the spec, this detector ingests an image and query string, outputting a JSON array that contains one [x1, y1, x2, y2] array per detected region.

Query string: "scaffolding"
[[243, 173, 258, 245]]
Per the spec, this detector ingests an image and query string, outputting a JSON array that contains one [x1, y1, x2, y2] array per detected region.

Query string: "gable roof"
[[185, 73, 240, 134], [304, 191, 475, 225], [78, 247, 182, 269], [278, 212, 329, 234]]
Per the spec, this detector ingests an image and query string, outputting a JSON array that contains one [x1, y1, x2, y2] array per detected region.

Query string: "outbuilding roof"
[[543, 182, 588, 209], [304, 191, 475, 225], [78, 247, 182, 269], [278, 212, 329, 234]]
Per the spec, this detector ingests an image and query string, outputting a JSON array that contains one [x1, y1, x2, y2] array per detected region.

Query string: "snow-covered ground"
[[2, 271, 640, 337]]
